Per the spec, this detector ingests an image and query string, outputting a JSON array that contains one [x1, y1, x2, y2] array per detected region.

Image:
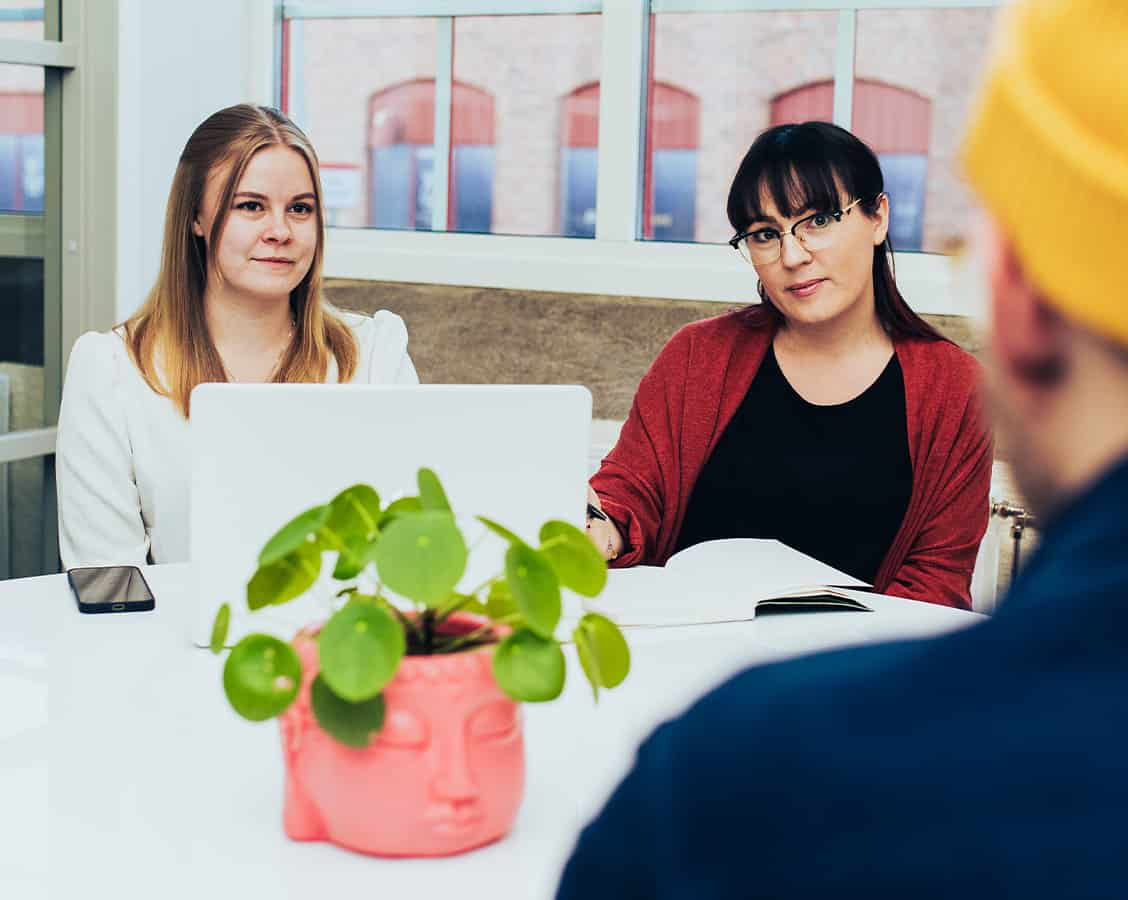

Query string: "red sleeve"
[[589, 329, 692, 567], [883, 369, 994, 610]]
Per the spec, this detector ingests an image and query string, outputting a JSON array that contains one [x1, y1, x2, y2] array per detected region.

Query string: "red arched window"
[[560, 82, 700, 240], [771, 80, 931, 250], [367, 79, 495, 232]]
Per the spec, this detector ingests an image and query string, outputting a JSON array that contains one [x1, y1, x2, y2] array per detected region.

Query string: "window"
[[647, 9, 839, 244], [284, 16, 438, 228], [367, 79, 495, 232], [283, 9, 601, 236], [854, 6, 1000, 252], [0, 2, 44, 41], [561, 80, 698, 241], [0, 4, 80, 581], [276, 2, 1005, 312], [771, 79, 931, 251], [560, 83, 598, 238], [0, 78, 45, 213]]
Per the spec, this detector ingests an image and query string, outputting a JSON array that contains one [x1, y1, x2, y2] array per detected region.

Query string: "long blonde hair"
[[123, 104, 358, 417]]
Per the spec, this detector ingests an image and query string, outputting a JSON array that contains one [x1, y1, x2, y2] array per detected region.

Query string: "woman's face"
[[193, 144, 319, 304], [751, 187, 888, 328]]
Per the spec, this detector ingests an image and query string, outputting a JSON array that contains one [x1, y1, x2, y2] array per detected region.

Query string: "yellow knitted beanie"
[[962, 0, 1128, 346]]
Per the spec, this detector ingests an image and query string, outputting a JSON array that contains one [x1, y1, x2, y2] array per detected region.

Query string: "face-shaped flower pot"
[[279, 616, 525, 857]]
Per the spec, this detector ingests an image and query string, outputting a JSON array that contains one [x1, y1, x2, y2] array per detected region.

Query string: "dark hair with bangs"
[[727, 121, 943, 342]]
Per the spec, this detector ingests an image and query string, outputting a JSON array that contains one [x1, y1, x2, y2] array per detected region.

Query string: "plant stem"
[[388, 604, 424, 648], [423, 608, 435, 654], [437, 623, 498, 653], [467, 528, 490, 556]]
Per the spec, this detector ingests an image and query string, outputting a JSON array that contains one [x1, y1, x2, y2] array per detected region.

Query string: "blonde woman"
[[56, 104, 418, 568]]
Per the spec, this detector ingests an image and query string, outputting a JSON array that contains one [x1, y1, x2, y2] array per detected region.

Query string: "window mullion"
[[595, 0, 648, 243], [432, 17, 454, 231], [832, 9, 856, 129]]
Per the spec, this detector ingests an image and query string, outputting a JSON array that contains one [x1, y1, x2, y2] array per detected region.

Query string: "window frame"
[[271, 0, 1002, 314], [0, 1, 117, 575]]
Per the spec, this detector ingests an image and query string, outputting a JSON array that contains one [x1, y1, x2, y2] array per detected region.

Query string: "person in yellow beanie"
[[557, 3, 1128, 896], [963, 0, 1128, 518]]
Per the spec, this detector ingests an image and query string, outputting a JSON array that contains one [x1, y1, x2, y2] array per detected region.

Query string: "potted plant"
[[209, 467, 630, 858]]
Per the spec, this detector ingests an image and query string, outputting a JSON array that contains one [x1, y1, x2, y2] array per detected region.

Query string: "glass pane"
[[646, 11, 838, 244], [0, 2, 44, 41], [0, 65, 45, 214], [3, 456, 51, 579], [855, 7, 1001, 253], [0, 255, 48, 580], [286, 17, 438, 229], [453, 14, 602, 237]]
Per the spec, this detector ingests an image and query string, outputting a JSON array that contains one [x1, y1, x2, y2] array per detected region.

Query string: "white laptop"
[[188, 384, 592, 647]]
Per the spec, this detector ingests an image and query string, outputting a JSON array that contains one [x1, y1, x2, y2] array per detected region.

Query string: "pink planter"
[[279, 616, 525, 857]]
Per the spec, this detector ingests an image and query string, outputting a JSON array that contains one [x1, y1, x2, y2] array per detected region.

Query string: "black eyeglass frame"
[[727, 194, 880, 261]]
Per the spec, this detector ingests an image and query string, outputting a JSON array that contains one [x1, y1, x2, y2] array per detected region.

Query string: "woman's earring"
[[757, 280, 769, 303]]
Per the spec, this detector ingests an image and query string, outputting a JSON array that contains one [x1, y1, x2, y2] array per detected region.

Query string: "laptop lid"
[[189, 383, 591, 647]]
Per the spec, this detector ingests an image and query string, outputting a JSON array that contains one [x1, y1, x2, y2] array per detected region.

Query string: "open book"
[[583, 539, 872, 627]]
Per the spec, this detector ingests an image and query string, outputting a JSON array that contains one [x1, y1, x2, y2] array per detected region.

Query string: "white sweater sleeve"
[[56, 332, 151, 569], [364, 310, 420, 385]]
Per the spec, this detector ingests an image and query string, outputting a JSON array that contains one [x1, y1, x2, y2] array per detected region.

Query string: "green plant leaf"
[[210, 603, 230, 654], [379, 496, 422, 529], [417, 468, 451, 512], [258, 505, 330, 567], [506, 544, 561, 638], [574, 613, 631, 700], [331, 536, 382, 581], [325, 484, 381, 542], [477, 515, 526, 547], [574, 626, 600, 702], [323, 485, 382, 579], [222, 634, 302, 721], [486, 579, 517, 620], [318, 601, 405, 702], [247, 541, 322, 610], [492, 628, 566, 702], [310, 674, 386, 749], [374, 511, 468, 606], [539, 520, 608, 597]]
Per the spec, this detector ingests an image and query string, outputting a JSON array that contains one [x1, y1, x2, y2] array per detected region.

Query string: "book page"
[[585, 539, 869, 627]]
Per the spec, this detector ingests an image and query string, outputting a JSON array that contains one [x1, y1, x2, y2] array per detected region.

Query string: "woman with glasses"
[[585, 121, 991, 609]]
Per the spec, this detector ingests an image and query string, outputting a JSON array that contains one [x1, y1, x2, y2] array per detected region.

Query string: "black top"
[[674, 344, 912, 584]]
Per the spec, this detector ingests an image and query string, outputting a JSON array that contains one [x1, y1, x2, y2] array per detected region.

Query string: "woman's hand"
[[586, 485, 624, 562]]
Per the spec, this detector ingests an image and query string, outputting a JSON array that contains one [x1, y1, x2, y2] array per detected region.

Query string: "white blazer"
[[55, 310, 419, 569]]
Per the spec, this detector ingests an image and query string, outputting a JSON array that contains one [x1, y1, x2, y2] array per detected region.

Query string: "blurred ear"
[[191, 214, 205, 238], [985, 219, 1069, 390], [870, 192, 890, 247]]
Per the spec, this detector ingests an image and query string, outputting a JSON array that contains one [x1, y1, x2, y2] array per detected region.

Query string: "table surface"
[[0, 564, 981, 899]]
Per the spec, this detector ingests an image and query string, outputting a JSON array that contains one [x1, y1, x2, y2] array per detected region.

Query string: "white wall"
[[115, 0, 271, 322]]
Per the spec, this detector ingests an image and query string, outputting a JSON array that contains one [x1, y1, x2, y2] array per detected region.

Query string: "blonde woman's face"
[[193, 145, 319, 304]]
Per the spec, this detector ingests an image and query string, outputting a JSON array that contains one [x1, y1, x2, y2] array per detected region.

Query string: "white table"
[[1, 565, 980, 899]]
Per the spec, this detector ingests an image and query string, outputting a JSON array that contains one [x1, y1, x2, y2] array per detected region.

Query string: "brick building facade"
[[290, 8, 997, 252]]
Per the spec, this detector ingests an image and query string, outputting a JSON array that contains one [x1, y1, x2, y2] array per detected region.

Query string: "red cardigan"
[[591, 311, 993, 610]]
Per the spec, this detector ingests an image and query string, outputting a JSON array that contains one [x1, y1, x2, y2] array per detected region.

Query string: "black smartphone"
[[67, 565, 156, 614]]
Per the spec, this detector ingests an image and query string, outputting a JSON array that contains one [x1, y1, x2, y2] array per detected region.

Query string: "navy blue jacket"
[[558, 457, 1128, 899]]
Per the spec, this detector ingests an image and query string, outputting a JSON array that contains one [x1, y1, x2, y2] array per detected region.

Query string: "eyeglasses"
[[728, 196, 866, 266]]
